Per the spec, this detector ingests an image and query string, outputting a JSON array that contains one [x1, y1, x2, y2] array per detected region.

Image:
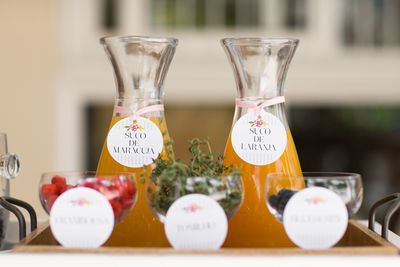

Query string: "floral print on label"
[[125, 120, 144, 132], [249, 118, 268, 127], [70, 197, 91, 207], [305, 196, 325, 205], [183, 203, 203, 213]]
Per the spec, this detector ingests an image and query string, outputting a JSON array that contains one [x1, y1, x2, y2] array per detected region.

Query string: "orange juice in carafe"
[[221, 38, 303, 247], [96, 36, 178, 247]]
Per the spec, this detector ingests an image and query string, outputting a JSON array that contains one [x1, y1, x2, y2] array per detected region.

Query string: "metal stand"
[[0, 196, 37, 240], [368, 193, 400, 240]]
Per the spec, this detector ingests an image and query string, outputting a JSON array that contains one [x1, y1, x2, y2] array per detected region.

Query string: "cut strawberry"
[[111, 175, 123, 186], [112, 175, 136, 196], [95, 176, 106, 183], [97, 184, 119, 201]]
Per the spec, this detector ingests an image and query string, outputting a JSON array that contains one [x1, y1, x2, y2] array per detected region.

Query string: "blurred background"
[[1, 0, 400, 233]]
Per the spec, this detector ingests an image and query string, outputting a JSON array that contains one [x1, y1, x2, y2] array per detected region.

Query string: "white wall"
[[0, 0, 58, 219]]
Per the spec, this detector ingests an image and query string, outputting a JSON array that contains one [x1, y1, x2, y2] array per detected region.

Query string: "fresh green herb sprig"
[[142, 137, 242, 217]]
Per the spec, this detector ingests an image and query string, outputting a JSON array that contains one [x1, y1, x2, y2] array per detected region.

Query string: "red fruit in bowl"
[[95, 176, 106, 183], [111, 175, 123, 186], [120, 192, 134, 209], [41, 184, 58, 199], [125, 180, 136, 195], [46, 194, 59, 210], [59, 184, 74, 194], [54, 182, 65, 194], [79, 180, 95, 189], [96, 184, 119, 201], [51, 175, 66, 186], [112, 175, 136, 195], [110, 200, 122, 219], [113, 178, 126, 194]]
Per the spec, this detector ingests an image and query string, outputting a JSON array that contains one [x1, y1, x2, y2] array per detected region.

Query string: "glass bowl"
[[146, 176, 243, 223], [39, 171, 137, 224], [264, 172, 363, 222]]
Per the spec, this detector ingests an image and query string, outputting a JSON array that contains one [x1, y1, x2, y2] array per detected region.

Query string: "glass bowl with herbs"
[[144, 137, 243, 223]]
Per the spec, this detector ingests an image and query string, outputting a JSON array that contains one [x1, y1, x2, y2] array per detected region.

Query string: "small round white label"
[[49, 188, 115, 248], [164, 194, 228, 250], [231, 112, 287, 166], [283, 187, 348, 249], [107, 117, 163, 168]]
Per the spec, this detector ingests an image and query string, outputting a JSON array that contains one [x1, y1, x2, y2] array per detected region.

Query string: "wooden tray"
[[12, 220, 399, 255]]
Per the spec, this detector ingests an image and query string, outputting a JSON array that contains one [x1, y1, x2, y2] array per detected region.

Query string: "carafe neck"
[[221, 38, 298, 99], [100, 36, 178, 101]]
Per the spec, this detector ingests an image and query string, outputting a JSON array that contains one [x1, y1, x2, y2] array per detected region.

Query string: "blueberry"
[[268, 194, 279, 209], [268, 189, 297, 215]]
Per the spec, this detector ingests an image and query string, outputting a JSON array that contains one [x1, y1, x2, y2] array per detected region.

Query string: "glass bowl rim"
[[266, 172, 361, 180], [146, 174, 242, 179], [100, 35, 178, 46], [221, 37, 299, 47], [41, 170, 137, 178], [145, 175, 243, 185]]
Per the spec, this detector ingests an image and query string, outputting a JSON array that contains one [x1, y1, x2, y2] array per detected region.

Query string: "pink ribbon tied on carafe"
[[113, 104, 164, 120], [235, 96, 285, 117]]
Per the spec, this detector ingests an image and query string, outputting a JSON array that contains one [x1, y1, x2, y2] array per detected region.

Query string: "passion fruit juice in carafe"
[[221, 38, 303, 247], [96, 36, 177, 247], [98, 115, 172, 247]]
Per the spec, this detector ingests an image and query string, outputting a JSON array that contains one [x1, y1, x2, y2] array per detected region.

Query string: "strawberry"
[[41, 184, 58, 199], [51, 175, 66, 186], [95, 183, 118, 201], [54, 182, 65, 194], [111, 175, 123, 187], [120, 192, 134, 209], [46, 194, 59, 210], [59, 184, 74, 194], [125, 180, 136, 195], [94, 176, 106, 184], [112, 175, 136, 196], [110, 200, 122, 219], [79, 180, 95, 189]]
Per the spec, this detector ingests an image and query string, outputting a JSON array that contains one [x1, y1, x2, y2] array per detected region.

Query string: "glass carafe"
[[221, 38, 303, 248], [97, 36, 177, 247]]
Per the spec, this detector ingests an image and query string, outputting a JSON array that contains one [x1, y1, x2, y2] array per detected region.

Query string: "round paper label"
[[164, 194, 228, 250], [283, 187, 348, 249], [231, 112, 287, 166], [49, 187, 114, 248], [107, 117, 163, 168]]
